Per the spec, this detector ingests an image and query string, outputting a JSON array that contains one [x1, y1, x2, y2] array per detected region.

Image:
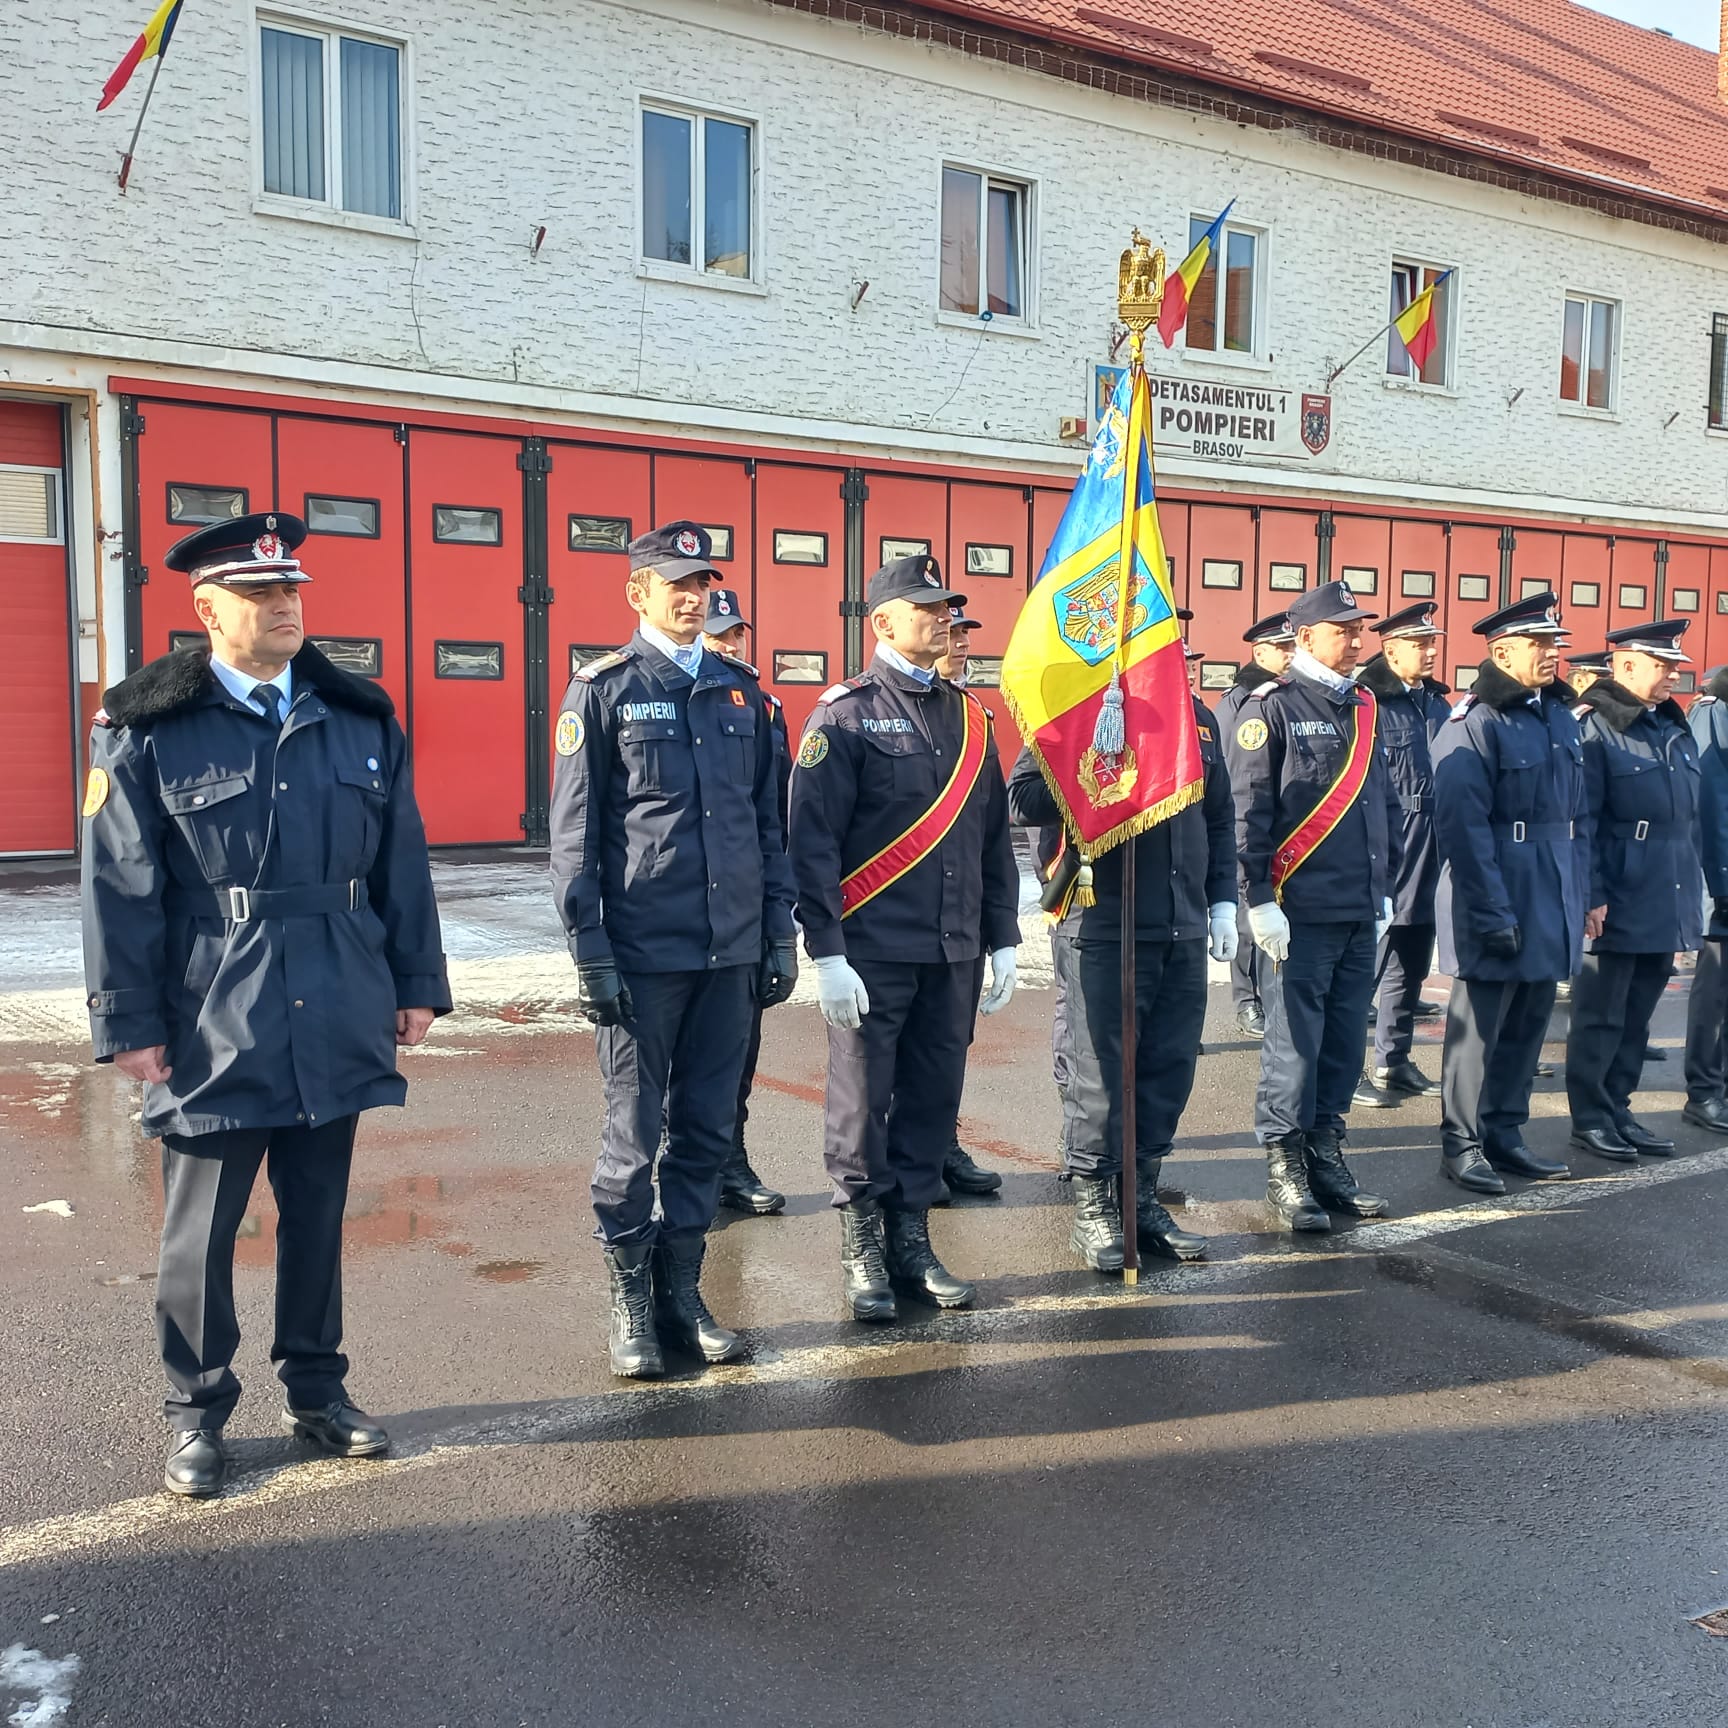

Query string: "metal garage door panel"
[[1511, 528, 1565, 615], [652, 451, 752, 622], [1662, 543, 1709, 695], [1030, 485, 1072, 578], [754, 463, 844, 740], [1557, 533, 1611, 646], [407, 429, 526, 845], [1330, 514, 1392, 617], [1257, 508, 1317, 615], [948, 480, 1030, 760], [1608, 539, 1659, 636], [546, 444, 651, 682], [1387, 519, 1448, 629], [1185, 503, 1255, 662], [864, 473, 949, 575], [1705, 549, 1728, 676], [1447, 523, 1502, 685]]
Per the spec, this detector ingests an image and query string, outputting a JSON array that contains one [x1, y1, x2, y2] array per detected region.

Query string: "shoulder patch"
[[574, 650, 631, 683], [1236, 717, 1269, 751], [797, 730, 829, 769], [81, 767, 110, 818], [554, 710, 585, 756]]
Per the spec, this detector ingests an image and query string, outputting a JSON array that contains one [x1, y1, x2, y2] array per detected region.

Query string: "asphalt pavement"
[[2, 858, 1726, 1726]]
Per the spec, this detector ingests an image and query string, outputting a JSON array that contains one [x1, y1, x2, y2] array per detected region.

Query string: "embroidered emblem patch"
[[253, 532, 284, 562], [555, 711, 584, 756], [81, 767, 110, 818], [675, 529, 702, 557], [1236, 718, 1269, 751], [730, 688, 747, 707], [797, 731, 829, 769]]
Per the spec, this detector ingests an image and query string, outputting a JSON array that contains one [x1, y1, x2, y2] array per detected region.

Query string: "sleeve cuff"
[[89, 1009, 168, 1061], [1245, 884, 1277, 909], [393, 973, 453, 1014]]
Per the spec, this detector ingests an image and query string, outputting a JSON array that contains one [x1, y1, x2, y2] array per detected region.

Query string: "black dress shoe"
[[1534, 1060, 1557, 1079], [1441, 1147, 1506, 1194], [1617, 1117, 1675, 1156], [1682, 1096, 1728, 1131], [1643, 1046, 1667, 1063], [942, 1142, 1003, 1196], [163, 1428, 226, 1497], [1236, 1002, 1266, 1039], [1568, 1127, 1638, 1165], [1377, 1060, 1439, 1097], [1484, 1143, 1570, 1180], [1412, 999, 1445, 1020], [1351, 1071, 1397, 1109], [283, 1400, 390, 1457]]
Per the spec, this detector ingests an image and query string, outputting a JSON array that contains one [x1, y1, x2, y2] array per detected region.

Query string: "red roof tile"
[[914, 0, 1728, 219]]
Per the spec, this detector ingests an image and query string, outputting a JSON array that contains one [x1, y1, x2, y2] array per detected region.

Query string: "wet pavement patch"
[[473, 1258, 544, 1284]]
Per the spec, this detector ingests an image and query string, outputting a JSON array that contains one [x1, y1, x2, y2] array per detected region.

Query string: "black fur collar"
[[1708, 666, 1728, 703], [1359, 655, 1449, 701], [1469, 658, 1572, 714], [103, 641, 394, 728], [1577, 676, 1685, 735], [1232, 661, 1278, 692]]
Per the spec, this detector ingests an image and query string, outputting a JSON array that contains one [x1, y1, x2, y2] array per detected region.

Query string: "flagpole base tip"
[[1122, 1266, 1139, 1287]]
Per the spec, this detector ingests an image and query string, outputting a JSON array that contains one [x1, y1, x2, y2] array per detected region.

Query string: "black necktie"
[[253, 684, 284, 728]]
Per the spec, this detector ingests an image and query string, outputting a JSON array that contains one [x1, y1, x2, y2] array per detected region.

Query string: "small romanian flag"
[[1156, 201, 1233, 348], [98, 0, 184, 112], [1393, 269, 1452, 372]]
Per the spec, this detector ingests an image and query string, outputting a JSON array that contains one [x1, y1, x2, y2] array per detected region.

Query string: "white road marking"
[[0, 1645, 80, 1727]]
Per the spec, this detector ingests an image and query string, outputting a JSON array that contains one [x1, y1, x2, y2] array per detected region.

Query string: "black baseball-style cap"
[[865, 554, 964, 611], [164, 511, 310, 586], [629, 521, 720, 581], [1288, 579, 1376, 628], [1605, 619, 1691, 663], [704, 587, 750, 631], [1475, 591, 1564, 639], [948, 602, 980, 630], [1242, 611, 1295, 646], [1374, 602, 1443, 640]]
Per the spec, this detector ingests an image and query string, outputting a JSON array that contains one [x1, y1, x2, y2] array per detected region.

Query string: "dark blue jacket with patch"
[[1689, 668, 1728, 939], [80, 644, 450, 1139], [548, 632, 795, 974], [1359, 656, 1450, 927]]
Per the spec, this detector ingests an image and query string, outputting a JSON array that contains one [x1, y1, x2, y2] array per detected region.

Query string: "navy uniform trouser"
[[1565, 950, 1674, 1133], [1059, 934, 1206, 1177], [1440, 978, 1555, 1160], [1373, 922, 1436, 1068], [156, 1114, 358, 1431], [736, 997, 765, 1142], [1050, 928, 1072, 1169], [1231, 901, 1260, 1008], [1255, 919, 1376, 1144], [823, 956, 983, 1211], [1684, 938, 1728, 1104], [594, 965, 753, 1245]]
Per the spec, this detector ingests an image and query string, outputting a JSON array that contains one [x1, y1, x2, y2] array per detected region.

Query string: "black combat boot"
[[839, 1198, 897, 1324], [942, 1140, 1003, 1196], [1305, 1128, 1389, 1218], [1069, 1174, 1125, 1272], [1266, 1133, 1330, 1232], [601, 1242, 665, 1379], [1135, 1154, 1207, 1260], [653, 1234, 745, 1364], [884, 1208, 976, 1308], [718, 1133, 786, 1215]]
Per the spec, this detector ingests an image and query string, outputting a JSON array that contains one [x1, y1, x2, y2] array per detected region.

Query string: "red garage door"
[[754, 463, 846, 741], [0, 400, 76, 855]]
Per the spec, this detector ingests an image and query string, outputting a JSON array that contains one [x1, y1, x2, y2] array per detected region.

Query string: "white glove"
[[813, 954, 870, 1030], [1208, 902, 1239, 963], [978, 946, 1017, 1016], [1247, 902, 1291, 963], [1375, 897, 1394, 944]]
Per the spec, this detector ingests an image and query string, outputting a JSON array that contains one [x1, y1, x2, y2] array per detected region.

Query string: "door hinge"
[[1498, 526, 1517, 554], [517, 444, 552, 476], [519, 579, 555, 605], [839, 598, 866, 618], [122, 408, 146, 437], [129, 563, 149, 587], [394, 424, 408, 445], [841, 471, 869, 506]]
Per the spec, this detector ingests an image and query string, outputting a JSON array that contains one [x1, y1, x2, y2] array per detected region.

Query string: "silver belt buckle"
[[226, 885, 252, 922], [347, 878, 361, 910], [1634, 820, 1649, 841], [1511, 821, 1526, 843]]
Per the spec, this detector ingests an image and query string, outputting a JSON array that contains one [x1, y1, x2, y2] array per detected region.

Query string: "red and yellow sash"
[[1271, 688, 1378, 902], [841, 694, 988, 917]]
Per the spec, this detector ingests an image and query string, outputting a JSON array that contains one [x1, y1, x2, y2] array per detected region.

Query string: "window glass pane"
[[1268, 561, 1306, 591], [940, 168, 981, 314], [1672, 588, 1700, 612], [1618, 583, 1647, 608], [773, 530, 827, 565], [433, 506, 502, 545], [435, 641, 504, 679], [1560, 298, 1585, 402], [1185, 215, 1218, 351], [1401, 570, 1435, 597], [881, 537, 931, 563], [0, 470, 59, 540], [1201, 559, 1242, 589], [773, 650, 828, 685], [966, 543, 1013, 577], [309, 636, 382, 676], [1422, 267, 1451, 386], [1587, 301, 1613, 409], [1711, 314, 1728, 431], [1223, 228, 1255, 352], [1570, 582, 1600, 607], [261, 28, 326, 202], [1386, 266, 1416, 377], [703, 118, 750, 277], [986, 182, 1022, 317], [340, 37, 400, 219], [642, 109, 692, 265], [168, 483, 247, 523], [1340, 565, 1377, 594], [305, 494, 379, 536], [568, 515, 631, 553]]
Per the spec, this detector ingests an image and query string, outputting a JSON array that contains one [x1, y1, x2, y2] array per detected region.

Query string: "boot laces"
[[617, 1262, 654, 1331]]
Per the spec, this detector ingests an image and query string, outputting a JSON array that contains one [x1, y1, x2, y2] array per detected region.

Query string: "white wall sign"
[[1094, 367, 1331, 464]]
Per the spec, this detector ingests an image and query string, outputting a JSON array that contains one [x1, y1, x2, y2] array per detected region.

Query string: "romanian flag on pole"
[[98, 0, 184, 111], [1392, 268, 1452, 372], [1156, 201, 1233, 348], [999, 363, 1202, 859]]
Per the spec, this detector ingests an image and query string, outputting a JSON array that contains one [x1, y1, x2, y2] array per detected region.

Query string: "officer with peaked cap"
[[1683, 662, 1728, 1131], [1224, 578, 1396, 1230], [1565, 649, 1611, 704], [1432, 591, 1588, 1192], [1352, 602, 1451, 1107], [788, 555, 1020, 1322], [1563, 620, 1701, 1161], [698, 585, 791, 1217], [80, 512, 450, 1496], [1218, 612, 1296, 1038], [550, 523, 797, 1378]]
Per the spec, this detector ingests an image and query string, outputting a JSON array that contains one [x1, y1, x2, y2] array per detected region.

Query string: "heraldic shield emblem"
[[1300, 393, 1332, 455], [1051, 553, 1171, 668]]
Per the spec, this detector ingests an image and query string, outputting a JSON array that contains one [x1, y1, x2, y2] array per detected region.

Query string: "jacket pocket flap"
[[334, 763, 388, 795], [161, 773, 251, 814]]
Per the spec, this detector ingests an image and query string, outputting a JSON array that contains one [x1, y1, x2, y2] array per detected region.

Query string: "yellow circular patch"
[[797, 730, 829, 769], [1236, 717, 1269, 752], [554, 711, 584, 757], [81, 767, 110, 818]]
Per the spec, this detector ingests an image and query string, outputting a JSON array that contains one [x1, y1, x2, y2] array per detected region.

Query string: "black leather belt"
[[172, 880, 366, 923]]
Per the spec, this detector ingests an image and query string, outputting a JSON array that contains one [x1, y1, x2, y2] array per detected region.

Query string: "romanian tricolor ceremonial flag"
[[1000, 364, 1202, 859], [98, 0, 184, 111], [1392, 269, 1452, 373], [1156, 201, 1233, 349]]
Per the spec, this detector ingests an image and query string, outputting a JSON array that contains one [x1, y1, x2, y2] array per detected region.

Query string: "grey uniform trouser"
[[1440, 978, 1555, 1160]]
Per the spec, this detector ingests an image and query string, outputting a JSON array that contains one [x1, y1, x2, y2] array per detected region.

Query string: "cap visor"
[[643, 557, 719, 581], [197, 567, 311, 586]]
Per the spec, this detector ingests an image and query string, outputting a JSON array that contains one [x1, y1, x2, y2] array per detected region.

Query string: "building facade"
[[6, 0, 1728, 850]]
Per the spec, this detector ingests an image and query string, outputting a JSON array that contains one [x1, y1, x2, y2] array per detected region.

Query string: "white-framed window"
[[1560, 292, 1618, 412], [1182, 213, 1263, 358], [640, 100, 756, 283], [257, 13, 406, 223], [939, 164, 1033, 326], [1386, 260, 1454, 388]]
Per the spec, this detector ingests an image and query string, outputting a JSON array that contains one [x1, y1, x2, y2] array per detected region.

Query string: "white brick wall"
[[5, 0, 1728, 529]]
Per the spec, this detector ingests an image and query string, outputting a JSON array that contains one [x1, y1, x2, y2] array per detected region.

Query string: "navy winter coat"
[[1358, 656, 1450, 926], [1689, 667, 1728, 939]]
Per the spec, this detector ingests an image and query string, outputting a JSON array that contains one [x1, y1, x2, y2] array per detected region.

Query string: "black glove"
[[1479, 923, 1523, 961], [576, 960, 632, 1027], [757, 937, 799, 1008], [1713, 895, 1728, 928]]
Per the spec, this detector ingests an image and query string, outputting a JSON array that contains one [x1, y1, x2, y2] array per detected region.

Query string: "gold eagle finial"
[[1117, 228, 1166, 335]]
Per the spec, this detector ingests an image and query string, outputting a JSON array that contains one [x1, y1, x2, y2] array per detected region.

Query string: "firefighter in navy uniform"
[[699, 585, 791, 1216], [1683, 662, 1728, 1131], [1564, 620, 1701, 1161], [1217, 612, 1295, 1039], [1565, 649, 1611, 705], [1008, 686, 1237, 1272], [80, 513, 450, 1498], [550, 524, 797, 1379], [788, 556, 1021, 1322], [1352, 603, 1452, 1107], [1432, 592, 1588, 1193], [1224, 580, 1396, 1230]]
